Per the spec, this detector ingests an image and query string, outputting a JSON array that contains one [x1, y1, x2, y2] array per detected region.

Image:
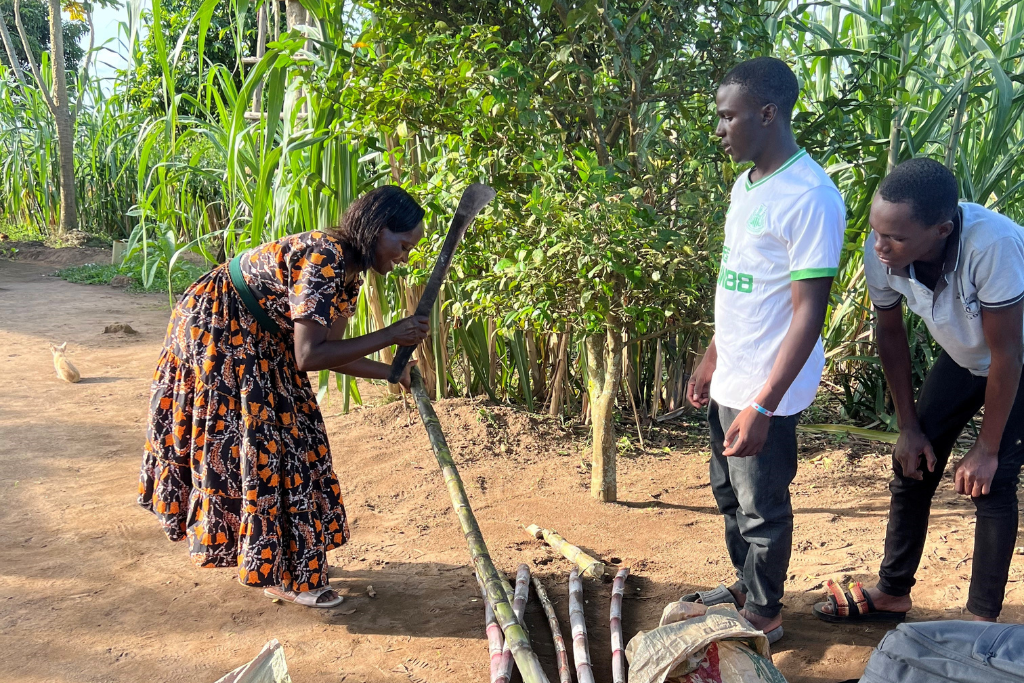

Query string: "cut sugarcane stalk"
[[410, 370, 550, 683], [497, 565, 532, 681], [532, 576, 572, 683], [610, 567, 629, 683], [492, 571, 520, 678], [526, 524, 606, 578], [476, 573, 507, 683], [569, 568, 596, 683]]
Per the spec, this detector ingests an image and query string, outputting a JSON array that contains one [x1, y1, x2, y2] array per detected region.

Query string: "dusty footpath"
[[2, 248, 1022, 683]]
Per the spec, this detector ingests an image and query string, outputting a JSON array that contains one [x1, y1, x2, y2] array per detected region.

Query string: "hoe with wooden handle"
[[387, 183, 496, 384]]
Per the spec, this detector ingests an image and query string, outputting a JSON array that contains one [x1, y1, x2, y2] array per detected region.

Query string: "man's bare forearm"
[[977, 303, 1024, 453], [703, 335, 718, 364], [756, 278, 832, 411], [875, 305, 920, 431]]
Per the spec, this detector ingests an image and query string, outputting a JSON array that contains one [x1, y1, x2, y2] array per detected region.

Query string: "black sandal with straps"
[[813, 580, 908, 624]]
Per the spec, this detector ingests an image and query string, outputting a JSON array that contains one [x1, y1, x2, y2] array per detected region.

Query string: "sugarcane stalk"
[[569, 568, 596, 683], [476, 573, 507, 683], [610, 567, 630, 683], [409, 370, 550, 683], [532, 576, 573, 683], [526, 524, 606, 578], [497, 565, 532, 681]]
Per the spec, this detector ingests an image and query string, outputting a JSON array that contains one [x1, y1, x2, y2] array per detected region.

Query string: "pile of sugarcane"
[[410, 370, 632, 683]]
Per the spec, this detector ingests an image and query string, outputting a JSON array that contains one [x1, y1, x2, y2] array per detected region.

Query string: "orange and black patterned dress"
[[138, 231, 362, 593]]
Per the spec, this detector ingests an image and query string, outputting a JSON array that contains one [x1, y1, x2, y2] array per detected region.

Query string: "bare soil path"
[[1, 248, 1021, 683]]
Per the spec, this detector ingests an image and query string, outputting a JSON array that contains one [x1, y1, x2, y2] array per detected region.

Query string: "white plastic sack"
[[625, 602, 787, 683]]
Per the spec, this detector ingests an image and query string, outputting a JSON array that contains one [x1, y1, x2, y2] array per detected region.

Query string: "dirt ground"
[[2, 247, 1022, 683]]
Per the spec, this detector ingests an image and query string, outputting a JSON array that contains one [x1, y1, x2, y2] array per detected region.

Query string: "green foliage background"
[[3, 0, 1024, 438], [0, 0, 87, 73]]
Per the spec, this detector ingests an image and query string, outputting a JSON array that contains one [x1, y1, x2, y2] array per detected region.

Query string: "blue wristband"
[[752, 402, 774, 417]]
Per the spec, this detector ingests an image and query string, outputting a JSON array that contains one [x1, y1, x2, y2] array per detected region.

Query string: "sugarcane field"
[[4, 0, 1024, 682]]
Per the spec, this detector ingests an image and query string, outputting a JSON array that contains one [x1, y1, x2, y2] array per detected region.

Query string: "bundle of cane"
[[569, 568, 596, 683], [497, 565, 532, 681], [532, 576, 572, 683], [410, 370, 550, 683], [476, 573, 507, 683], [525, 525, 605, 578], [610, 567, 630, 683]]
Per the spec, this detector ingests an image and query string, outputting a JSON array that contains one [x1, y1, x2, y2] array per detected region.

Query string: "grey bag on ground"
[[857, 621, 1024, 683]]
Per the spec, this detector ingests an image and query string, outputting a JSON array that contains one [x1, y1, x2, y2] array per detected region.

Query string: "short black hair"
[[878, 158, 959, 226], [332, 185, 425, 271], [720, 57, 799, 121]]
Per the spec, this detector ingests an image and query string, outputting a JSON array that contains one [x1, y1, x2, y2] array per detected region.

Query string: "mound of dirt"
[[1, 241, 112, 267], [361, 396, 576, 465], [103, 322, 138, 335]]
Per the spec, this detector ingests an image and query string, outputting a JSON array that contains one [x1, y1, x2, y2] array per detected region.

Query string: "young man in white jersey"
[[815, 158, 1024, 624], [684, 57, 846, 641]]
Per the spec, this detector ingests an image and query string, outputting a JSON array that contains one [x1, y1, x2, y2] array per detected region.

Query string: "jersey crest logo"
[[746, 204, 768, 235]]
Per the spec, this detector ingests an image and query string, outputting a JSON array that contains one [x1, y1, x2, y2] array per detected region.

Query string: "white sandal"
[[264, 584, 344, 608]]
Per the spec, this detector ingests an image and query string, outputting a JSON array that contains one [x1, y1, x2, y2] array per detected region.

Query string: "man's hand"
[[892, 425, 936, 480], [396, 359, 418, 391], [688, 355, 716, 408], [954, 443, 999, 497], [722, 406, 771, 457]]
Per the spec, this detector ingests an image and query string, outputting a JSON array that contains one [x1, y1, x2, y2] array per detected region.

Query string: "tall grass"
[[770, 0, 1024, 427], [5, 0, 1024, 427]]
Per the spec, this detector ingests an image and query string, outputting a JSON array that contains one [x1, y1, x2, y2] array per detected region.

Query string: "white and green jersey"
[[710, 149, 846, 416]]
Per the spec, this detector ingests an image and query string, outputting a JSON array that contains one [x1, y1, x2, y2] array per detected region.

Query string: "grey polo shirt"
[[864, 202, 1024, 377]]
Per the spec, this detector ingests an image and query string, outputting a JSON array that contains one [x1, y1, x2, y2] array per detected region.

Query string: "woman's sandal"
[[264, 584, 345, 608], [812, 580, 907, 624]]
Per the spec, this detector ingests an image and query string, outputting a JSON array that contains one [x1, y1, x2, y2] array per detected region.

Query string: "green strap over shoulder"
[[228, 254, 282, 336]]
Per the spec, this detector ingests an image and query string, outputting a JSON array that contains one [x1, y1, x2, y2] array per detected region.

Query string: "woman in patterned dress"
[[138, 186, 429, 608]]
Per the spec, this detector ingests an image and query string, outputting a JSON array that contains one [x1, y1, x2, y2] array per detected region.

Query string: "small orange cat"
[[49, 342, 81, 383]]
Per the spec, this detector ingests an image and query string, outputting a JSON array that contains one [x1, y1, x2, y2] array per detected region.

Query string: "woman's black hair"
[[331, 186, 425, 270]]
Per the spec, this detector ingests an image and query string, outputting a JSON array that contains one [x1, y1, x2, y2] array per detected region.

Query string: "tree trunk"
[[42, 0, 77, 235], [548, 332, 569, 417], [526, 331, 545, 401], [487, 318, 498, 389], [285, 0, 307, 31], [585, 315, 623, 502], [650, 337, 664, 419]]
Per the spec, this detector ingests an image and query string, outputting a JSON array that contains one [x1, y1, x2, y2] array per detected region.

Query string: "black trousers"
[[877, 352, 1024, 618], [709, 401, 801, 619]]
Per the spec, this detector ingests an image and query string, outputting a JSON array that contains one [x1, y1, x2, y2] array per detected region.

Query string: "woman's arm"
[[332, 357, 418, 389], [293, 314, 429, 372]]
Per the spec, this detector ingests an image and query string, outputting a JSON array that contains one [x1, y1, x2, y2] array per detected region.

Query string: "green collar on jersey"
[[744, 148, 808, 190]]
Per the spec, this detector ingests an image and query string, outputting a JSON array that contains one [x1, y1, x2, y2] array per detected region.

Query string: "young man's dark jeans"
[[878, 351, 1024, 619], [709, 400, 801, 619]]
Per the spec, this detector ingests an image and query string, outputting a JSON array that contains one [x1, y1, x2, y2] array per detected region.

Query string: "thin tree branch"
[[600, 0, 644, 169], [623, 0, 653, 37], [0, 12, 27, 86], [13, 0, 58, 114]]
